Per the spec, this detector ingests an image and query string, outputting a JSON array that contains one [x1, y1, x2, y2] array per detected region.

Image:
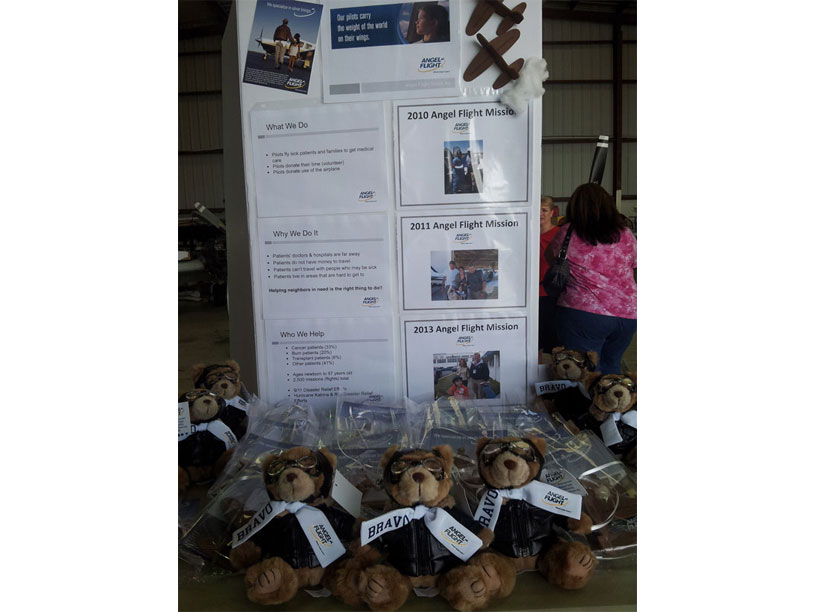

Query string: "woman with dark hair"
[[414, 3, 450, 43], [544, 183, 636, 374]]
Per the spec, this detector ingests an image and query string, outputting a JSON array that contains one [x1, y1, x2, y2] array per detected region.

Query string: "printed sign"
[[250, 103, 390, 217], [321, 1, 461, 102], [396, 101, 531, 206]]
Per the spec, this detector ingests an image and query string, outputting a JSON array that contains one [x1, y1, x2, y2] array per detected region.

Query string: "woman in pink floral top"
[[545, 183, 636, 373]]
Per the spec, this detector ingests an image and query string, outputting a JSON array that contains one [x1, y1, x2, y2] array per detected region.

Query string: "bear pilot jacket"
[[491, 499, 568, 559], [369, 506, 481, 577], [249, 503, 356, 569]]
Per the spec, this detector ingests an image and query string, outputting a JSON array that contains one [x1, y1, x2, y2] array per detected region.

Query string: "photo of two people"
[[430, 249, 498, 301], [432, 351, 500, 400]]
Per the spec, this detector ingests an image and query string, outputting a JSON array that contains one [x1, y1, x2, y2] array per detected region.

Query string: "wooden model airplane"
[[465, 0, 527, 36], [463, 30, 524, 90]]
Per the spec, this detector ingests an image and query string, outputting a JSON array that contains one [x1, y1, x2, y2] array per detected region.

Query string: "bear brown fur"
[[192, 360, 243, 400], [468, 435, 597, 600], [228, 447, 355, 606], [324, 445, 511, 612], [577, 373, 637, 467], [178, 389, 248, 496], [537, 347, 602, 425]]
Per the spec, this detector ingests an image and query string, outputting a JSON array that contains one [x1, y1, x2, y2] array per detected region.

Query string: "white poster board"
[[236, 0, 543, 410]]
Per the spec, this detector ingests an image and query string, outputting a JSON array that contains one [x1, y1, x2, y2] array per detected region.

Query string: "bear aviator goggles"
[[594, 376, 636, 395], [389, 456, 445, 481], [553, 350, 589, 366], [480, 440, 538, 465], [183, 389, 220, 402], [266, 455, 321, 478], [205, 371, 239, 386]]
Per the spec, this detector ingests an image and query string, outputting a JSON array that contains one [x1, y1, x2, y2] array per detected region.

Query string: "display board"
[[236, 0, 543, 410]]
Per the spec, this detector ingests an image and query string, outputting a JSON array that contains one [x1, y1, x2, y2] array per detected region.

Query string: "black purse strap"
[[557, 225, 574, 259]]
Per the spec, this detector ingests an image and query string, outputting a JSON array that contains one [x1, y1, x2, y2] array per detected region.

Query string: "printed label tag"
[[178, 402, 191, 440], [474, 481, 583, 528], [600, 417, 624, 446], [428, 509, 482, 561], [201, 420, 238, 449], [331, 470, 362, 519], [540, 468, 588, 496], [294, 506, 346, 567], [536, 481, 582, 519], [535, 380, 580, 395], [231, 500, 287, 548], [226, 396, 249, 411]]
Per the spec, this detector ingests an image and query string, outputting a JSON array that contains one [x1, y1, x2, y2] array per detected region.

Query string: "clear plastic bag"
[[207, 398, 321, 500], [332, 397, 410, 517]]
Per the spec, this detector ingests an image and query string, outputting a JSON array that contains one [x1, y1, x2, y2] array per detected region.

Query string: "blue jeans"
[[555, 307, 636, 374]]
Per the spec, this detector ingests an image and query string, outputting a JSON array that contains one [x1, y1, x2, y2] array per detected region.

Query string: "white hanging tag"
[[600, 417, 624, 447], [178, 402, 191, 440], [331, 470, 362, 519]]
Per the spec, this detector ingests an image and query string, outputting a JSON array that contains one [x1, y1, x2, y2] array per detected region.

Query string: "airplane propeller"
[[256, 27, 264, 48]]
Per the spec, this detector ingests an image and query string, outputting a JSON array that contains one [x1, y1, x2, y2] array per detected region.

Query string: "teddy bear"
[[536, 347, 602, 424], [458, 435, 596, 607], [192, 360, 244, 401], [228, 447, 357, 605], [324, 445, 513, 612], [574, 373, 637, 466], [178, 389, 249, 495]]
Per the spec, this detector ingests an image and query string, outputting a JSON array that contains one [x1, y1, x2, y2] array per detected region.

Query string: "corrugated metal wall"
[[542, 17, 636, 220], [179, 35, 225, 210]]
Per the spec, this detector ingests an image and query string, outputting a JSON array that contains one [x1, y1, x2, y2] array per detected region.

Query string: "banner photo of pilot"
[[321, 1, 460, 102], [431, 249, 498, 301], [243, 0, 324, 95], [444, 140, 483, 195], [433, 350, 501, 400]]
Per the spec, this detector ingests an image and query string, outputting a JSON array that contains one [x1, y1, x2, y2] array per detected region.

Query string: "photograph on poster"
[[444, 140, 483, 195], [243, 0, 324, 95], [433, 350, 500, 400], [321, 1, 460, 102], [430, 249, 498, 301], [397, 101, 530, 206], [401, 213, 526, 311]]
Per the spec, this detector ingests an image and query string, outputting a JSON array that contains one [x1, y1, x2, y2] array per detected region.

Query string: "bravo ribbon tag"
[[231, 499, 346, 567], [226, 395, 249, 411], [534, 380, 591, 399], [178, 418, 238, 449], [474, 480, 583, 531], [599, 410, 637, 447], [361, 505, 482, 562]]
